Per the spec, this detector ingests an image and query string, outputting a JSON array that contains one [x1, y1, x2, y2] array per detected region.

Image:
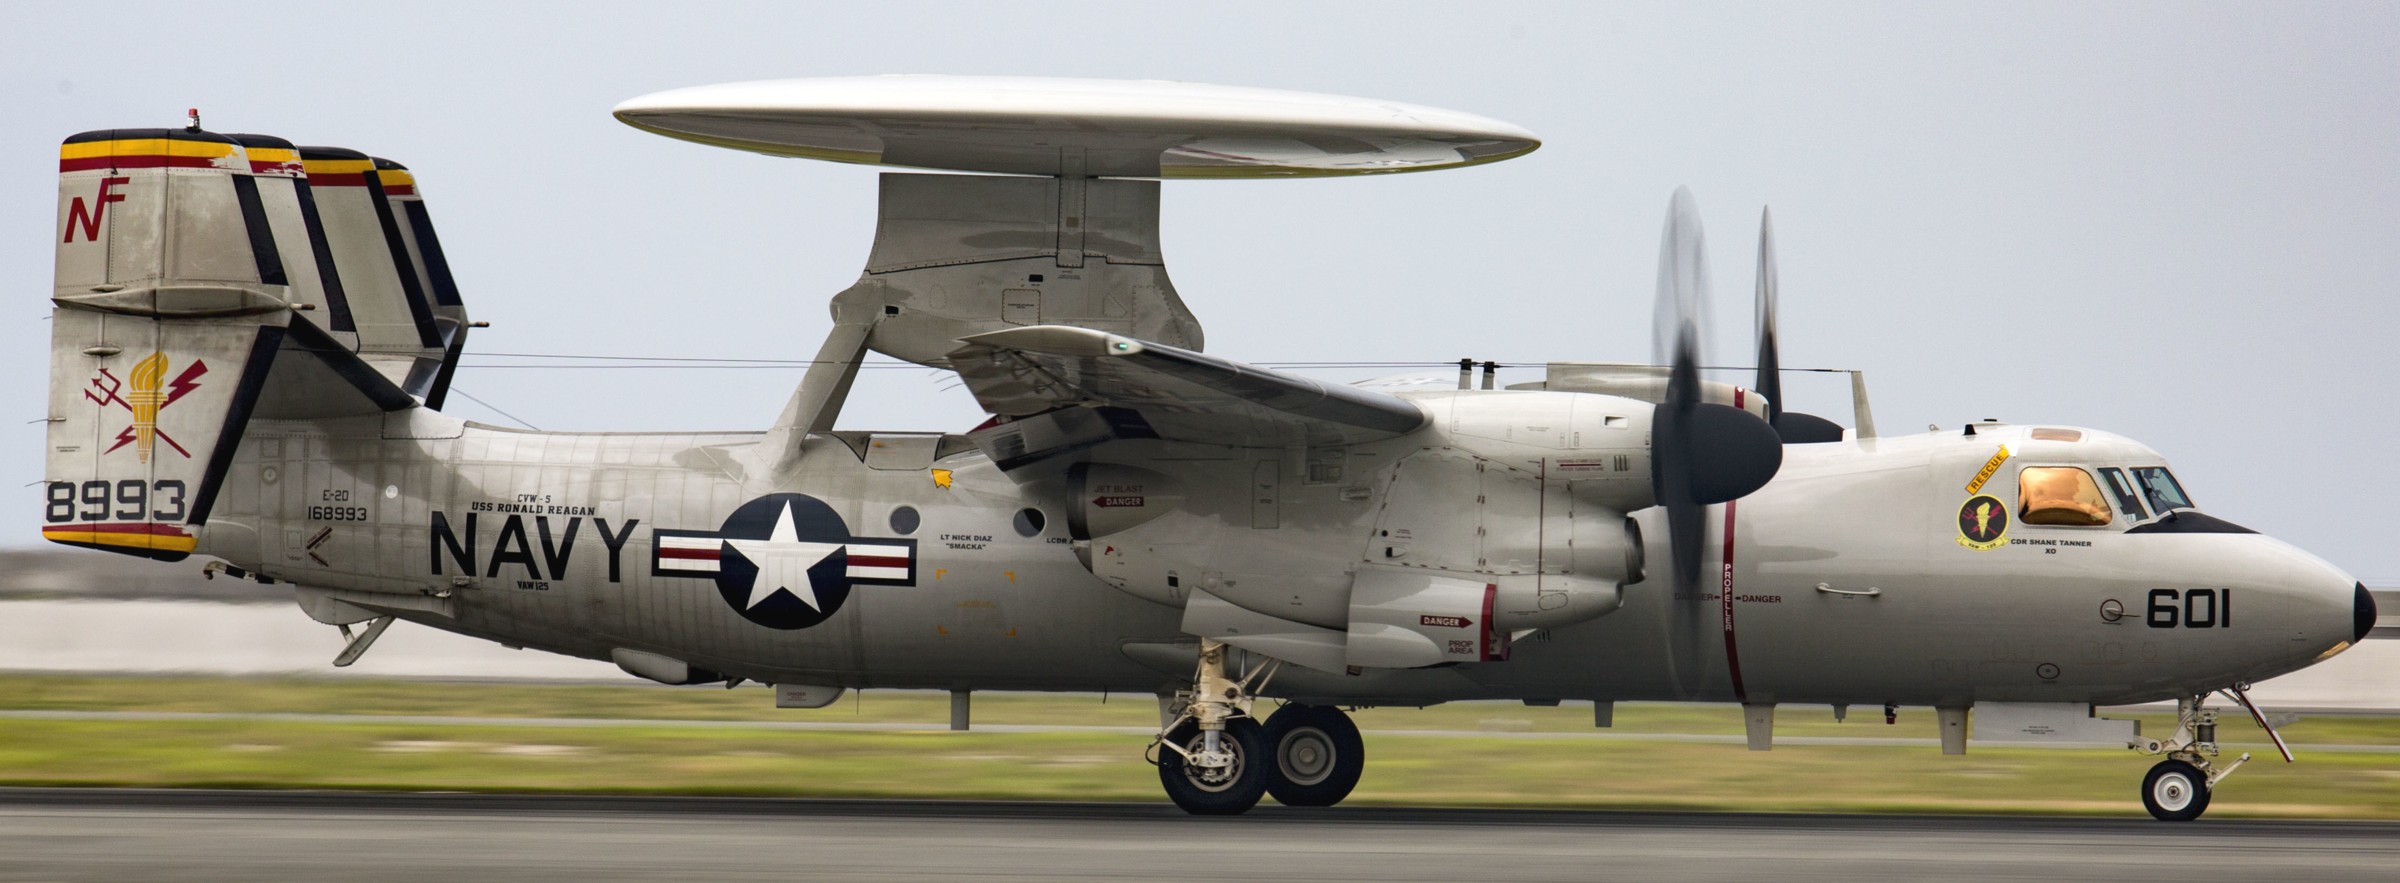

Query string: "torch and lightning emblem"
[[1955, 493, 2009, 550], [85, 351, 207, 463]]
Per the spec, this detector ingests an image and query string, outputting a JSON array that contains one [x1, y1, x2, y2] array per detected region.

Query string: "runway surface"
[[2, 789, 2396, 882]]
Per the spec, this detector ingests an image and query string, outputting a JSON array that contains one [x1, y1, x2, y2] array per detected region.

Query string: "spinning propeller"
[[1752, 209, 1848, 445], [1648, 189, 1784, 698]]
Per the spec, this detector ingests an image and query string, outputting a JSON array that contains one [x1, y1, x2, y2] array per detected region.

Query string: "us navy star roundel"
[[651, 493, 918, 630]]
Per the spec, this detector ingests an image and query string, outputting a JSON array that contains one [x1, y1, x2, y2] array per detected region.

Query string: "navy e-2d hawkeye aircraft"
[[42, 77, 2376, 820]]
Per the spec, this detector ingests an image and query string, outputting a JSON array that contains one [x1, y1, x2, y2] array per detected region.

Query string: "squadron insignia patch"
[[1956, 494, 2009, 551], [85, 351, 208, 464]]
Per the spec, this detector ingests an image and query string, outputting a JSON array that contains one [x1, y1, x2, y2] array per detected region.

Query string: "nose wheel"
[[2142, 759, 2211, 822]]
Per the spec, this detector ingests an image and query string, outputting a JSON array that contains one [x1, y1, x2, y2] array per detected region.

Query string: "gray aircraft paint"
[[35, 83, 2371, 823], [180, 397, 2356, 707], [39, 91, 2361, 709]]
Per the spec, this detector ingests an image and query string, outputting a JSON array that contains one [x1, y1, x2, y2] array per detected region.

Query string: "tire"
[[1157, 717, 1269, 815], [2141, 759, 2212, 821], [1263, 704, 1365, 807]]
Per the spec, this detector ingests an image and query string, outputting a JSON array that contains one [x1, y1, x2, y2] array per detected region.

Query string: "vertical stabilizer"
[[371, 158, 471, 408], [297, 146, 447, 396], [225, 133, 356, 347], [47, 128, 287, 560]]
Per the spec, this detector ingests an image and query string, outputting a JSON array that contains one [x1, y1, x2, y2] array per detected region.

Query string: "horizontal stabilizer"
[[950, 326, 1426, 449]]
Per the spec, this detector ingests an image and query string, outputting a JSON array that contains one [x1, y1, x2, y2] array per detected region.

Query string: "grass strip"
[[2, 674, 2395, 818]]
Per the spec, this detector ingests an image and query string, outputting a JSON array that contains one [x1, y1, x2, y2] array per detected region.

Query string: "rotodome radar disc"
[[612, 76, 1540, 178]]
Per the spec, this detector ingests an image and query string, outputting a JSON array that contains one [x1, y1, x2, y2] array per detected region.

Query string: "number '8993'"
[[44, 480, 186, 523]]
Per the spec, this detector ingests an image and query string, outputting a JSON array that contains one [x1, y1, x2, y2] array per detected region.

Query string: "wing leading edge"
[[950, 326, 1426, 452]]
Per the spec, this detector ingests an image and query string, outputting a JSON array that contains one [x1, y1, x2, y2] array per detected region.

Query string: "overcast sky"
[[5, 2, 2394, 581]]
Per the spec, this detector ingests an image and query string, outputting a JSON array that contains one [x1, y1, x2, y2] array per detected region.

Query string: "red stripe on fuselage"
[[1721, 501, 1748, 702], [1481, 582, 1505, 661], [847, 554, 909, 568], [658, 546, 720, 560]]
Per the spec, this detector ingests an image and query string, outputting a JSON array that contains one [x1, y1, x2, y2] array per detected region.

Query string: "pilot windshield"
[[2098, 468, 2149, 522], [2130, 467, 2195, 513], [2019, 466, 2111, 526]]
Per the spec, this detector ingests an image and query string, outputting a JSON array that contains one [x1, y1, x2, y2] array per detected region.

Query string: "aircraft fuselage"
[[196, 393, 2362, 710]]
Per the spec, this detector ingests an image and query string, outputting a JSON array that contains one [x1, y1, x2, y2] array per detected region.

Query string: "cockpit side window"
[[2130, 467, 2195, 513], [2098, 467, 2149, 522], [2019, 466, 2112, 526]]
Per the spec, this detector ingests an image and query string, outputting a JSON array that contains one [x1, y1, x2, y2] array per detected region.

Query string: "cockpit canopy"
[[2020, 463, 2194, 527]]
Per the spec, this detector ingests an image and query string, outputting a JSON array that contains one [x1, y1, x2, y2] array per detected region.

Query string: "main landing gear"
[[1150, 639, 1366, 814], [2128, 688, 2291, 821]]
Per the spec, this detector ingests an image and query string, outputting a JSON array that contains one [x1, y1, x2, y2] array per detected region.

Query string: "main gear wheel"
[[1262, 704, 1365, 807]]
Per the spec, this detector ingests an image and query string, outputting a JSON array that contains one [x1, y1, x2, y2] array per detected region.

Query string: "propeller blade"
[[1754, 207, 1782, 427], [1655, 320, 1711, 699], [1653, 188, 1710, 373], [1751, 206, 1849, 444], [1647, 189, 1787, 699]]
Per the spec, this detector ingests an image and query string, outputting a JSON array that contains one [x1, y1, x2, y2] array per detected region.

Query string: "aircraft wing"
[[948, 326, 1427, 452]]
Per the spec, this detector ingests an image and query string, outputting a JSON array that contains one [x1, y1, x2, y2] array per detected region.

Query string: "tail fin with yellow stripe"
[[45, 124, 470, 560]]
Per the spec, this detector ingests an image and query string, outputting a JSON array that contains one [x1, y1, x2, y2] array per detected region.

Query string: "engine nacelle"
[[1069, 389, 1656, 669], [1433, 390, 1659, 514], [1067, 462, 1184, 540], [1068, 462, 1205, 609]]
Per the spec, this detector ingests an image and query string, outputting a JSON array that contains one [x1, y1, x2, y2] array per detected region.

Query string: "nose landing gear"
[[2129, 689, 2289, 821], [2130, 697, 2240, 821]]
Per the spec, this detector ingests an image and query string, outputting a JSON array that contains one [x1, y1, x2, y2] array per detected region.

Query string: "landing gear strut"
[[1150, 639, 1278, 815], [2129, 694, 2279, 821], [1149, 642, 1372, 814]]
